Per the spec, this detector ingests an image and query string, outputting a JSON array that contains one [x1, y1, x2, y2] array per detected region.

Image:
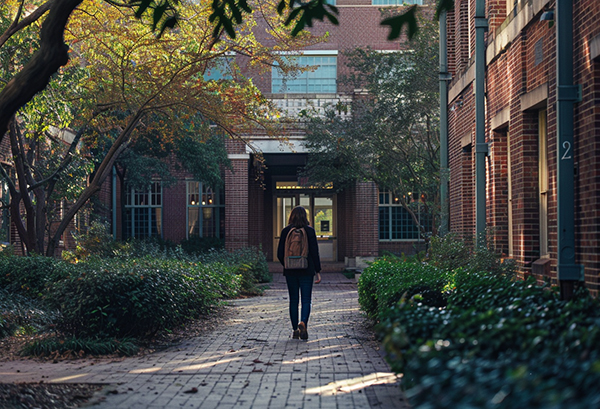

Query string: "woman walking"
[[277, 206, 321, 340]]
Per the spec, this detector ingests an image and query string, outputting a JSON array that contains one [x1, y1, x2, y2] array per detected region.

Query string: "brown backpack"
[[284, 227, 309, 269]]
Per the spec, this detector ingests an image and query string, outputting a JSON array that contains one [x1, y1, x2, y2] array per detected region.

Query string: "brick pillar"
[[225, 154, 249, 251], [354, 181, 379, 257]]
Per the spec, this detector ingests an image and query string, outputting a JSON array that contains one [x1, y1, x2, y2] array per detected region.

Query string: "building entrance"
[[274, 190, 336, 262]]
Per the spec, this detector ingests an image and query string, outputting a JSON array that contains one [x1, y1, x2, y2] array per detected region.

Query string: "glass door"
[[274, 194, 336, 262], [313, 196, 334, 261]]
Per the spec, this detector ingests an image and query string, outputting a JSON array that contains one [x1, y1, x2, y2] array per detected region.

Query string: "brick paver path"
[[0, 268, 409, 408]]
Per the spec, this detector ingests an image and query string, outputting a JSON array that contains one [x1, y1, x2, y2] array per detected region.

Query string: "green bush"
[[360, 238, 600, 408], [0, 289, 58, 339], [22, 336, 139, 357], [198, 247, 271, 295], [180, 236, 225, 255], [376, 265, 600, 408], [46, 257, 241, 338], [1, 227, 269, 351], [427, 233, 516, 276], [0, 255, 75, 298], [358, 256, 449, 319]]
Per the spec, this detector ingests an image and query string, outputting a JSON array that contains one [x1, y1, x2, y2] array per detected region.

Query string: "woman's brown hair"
[[288, 206, 310, 228]]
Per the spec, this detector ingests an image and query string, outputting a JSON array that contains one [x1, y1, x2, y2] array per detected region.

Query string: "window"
[[204, 56, 234, 81], [272, 55, 337, 94], [538, 110, 549, 257], [124, 181, 162, 239], [372, 0, 423, 5], [378, 191, 422, 240], [187, 181, 224, 238]]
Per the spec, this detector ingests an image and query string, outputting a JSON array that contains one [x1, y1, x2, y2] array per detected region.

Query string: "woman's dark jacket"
[[277, 225, 321, 277]]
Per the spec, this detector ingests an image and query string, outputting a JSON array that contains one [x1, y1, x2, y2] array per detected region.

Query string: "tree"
[[1, 0, 323, 255], [0, 0, 454, 142], [302, 16, 440, 237]]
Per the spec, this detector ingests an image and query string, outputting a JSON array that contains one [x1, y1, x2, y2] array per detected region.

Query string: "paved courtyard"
[[0, 267, 409, 408]]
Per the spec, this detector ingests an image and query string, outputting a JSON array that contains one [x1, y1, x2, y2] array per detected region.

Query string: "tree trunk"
[[0, 0, 82, 140], [46, 113, 142, 256]]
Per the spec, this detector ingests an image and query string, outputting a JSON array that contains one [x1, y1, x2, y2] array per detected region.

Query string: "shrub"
[[358, 256, 449, 319], [376, 266, 600, 408], [427, 233, 516, 276], [46, 257, 241, 338], [0, 255, 75, 298], [64, 221, 123, 261], [22, 336, 139, 357], [198, 247, 271, 295], [180, 236, 225, 255], [0, 289, 59, 339]]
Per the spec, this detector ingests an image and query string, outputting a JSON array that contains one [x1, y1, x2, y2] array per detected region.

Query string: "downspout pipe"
[[439, 11, 451, 237], [475, 0, 488, 247], [555, 0, 583, 299]]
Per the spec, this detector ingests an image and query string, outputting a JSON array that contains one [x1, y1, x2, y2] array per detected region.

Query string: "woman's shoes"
[[298, 322, 308, 340], [292, 329, 300, 339]]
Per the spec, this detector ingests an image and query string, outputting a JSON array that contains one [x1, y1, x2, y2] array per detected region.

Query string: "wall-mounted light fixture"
[[540, 8, 554, 27], [540, 9, 554, 21]]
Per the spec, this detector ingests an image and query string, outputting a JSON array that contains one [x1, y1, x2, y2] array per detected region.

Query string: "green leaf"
[[380, 6, 419, 41], [152, 3, 168, 31], [277, 0, 287, 15]]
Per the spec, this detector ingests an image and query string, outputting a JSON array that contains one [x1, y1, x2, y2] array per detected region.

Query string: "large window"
[[379, 191, 422, 241], [272, 55, 337, 94], [124, 181, 162, 239], [187, 181, 224, 238], [372, 0, 422, 5]]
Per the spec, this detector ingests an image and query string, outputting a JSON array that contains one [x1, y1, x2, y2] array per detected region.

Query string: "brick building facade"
[[89, 0, 433, 265], [445, 0, 600, 293]]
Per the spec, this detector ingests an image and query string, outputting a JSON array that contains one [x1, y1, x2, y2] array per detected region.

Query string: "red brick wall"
[[162, 179, 188, 243], [448, 86, 475, 242], [225, 157, 250, 251], [333, 181, 378, 260], [447, 0, 600, 294], [248, 0, 435, 93], [354, 181, 379, 257], [336, 187, 353, 261], [487, 129, 509, 256], [573, 0, 600, 292]]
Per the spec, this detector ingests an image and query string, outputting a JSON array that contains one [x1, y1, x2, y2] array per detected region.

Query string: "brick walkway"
[[0, 267, 409, 408]]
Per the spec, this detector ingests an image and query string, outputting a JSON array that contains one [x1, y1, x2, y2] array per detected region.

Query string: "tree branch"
[[0, 0, 83, 140], [0, 1, 51, 49]]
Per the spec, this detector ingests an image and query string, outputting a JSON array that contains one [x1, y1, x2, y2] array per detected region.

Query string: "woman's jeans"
[[285, 275, 314, 330]]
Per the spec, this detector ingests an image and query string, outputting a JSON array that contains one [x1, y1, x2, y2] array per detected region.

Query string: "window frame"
[[271, 51, 338, 94], [186, 180, 225, 239], [378, 191, 422, 241], [124, 181, 163, 239]]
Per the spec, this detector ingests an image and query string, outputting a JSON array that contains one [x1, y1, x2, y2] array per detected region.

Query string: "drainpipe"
[[439, 11, 451, 237], [555, 0, 583, 299], [475, 0, 488, 247]]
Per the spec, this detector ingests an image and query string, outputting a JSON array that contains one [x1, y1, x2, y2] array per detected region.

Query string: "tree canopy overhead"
[[0, 0, 324, 255], [0, 0, 453, 141]]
